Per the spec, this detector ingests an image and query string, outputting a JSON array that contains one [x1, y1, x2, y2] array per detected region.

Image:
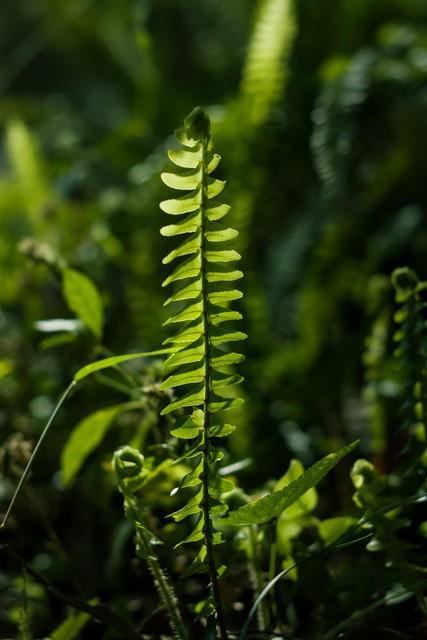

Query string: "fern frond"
[[391, 267, 427, 447], [160, 107, 246, 635], [6, 119, 49, 219], [240, 0, 297, 126]]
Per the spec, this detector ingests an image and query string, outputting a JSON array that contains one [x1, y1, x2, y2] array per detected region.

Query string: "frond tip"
[[159, 106, 246, 579]]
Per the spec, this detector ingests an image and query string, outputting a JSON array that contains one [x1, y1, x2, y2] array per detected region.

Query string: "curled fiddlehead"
[[159, 107, 247, 638]]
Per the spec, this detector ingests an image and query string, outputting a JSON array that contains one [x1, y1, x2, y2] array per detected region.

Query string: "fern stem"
[[200, 137, 228, 640], [136, 525, 188, 640]]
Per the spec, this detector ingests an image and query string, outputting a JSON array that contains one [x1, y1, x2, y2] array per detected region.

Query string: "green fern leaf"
[[160, 106, 246, 595]]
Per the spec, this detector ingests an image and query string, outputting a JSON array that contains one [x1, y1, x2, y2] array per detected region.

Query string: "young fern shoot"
[[159, 107, 246, 638]]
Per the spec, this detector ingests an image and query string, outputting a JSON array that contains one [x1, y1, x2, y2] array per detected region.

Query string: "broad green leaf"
[[62, 268, 104, 339], [221, 441, 359, 525], [61, 405, 128, 486], [160, 189, 201, 215], [73, 349, 172, 382]]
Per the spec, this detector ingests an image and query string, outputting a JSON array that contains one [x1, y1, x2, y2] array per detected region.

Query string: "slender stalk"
[[1, 380, 77, 529], [248, 525, 268, 631], [200, 137, 228, 640]]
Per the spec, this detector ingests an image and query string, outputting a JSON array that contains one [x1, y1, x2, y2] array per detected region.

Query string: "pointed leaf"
[[161, 385, 205, 415], [170, 488, 203, 521], [61, 405, 127, 486], [164, 280, 202, 305], [162, 232, 200, 264], [74, 349, 173, 382], [161, 211, 201, 236], [181, 546, 208, 577], [162, 252, 201, 286], [62, 269, 103, 339], [160, 365, 205, 390], [164, 344, 204, 370], [163, 322, 204, 347], [164, 300, 203, 324], [222, 442, 359, 525]]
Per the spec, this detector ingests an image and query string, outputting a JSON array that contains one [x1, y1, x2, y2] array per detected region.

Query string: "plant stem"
[[1, 380, 77, 529], [137, 526, 189, 640], [200, 137, 228, 640], [248, 525, 268, 631]]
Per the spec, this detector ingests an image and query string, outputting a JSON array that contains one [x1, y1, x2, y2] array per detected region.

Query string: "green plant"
[[1, 108, 363, 640]]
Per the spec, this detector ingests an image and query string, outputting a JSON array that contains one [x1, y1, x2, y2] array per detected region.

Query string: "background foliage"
[[1, 0, 427, 638]]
